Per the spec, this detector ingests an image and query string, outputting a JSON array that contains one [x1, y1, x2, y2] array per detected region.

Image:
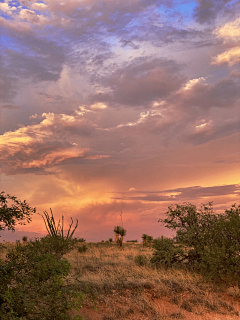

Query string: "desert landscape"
[[1, 240, 240, 320], [1, 0, 240, 318]]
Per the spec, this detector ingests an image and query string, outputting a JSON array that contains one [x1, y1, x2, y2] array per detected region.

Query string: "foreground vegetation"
[[1, 191, 240, 319], [2, 241, 240, 320]]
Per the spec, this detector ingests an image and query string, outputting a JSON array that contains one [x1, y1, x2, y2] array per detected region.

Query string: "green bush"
[[0, 194, 84, 319], [38, 234, 80, 258], [151, 236, 184, 269], [0, 239, 84, 320], [39, 209, 79, 258], [134, 254, 148, 266], [157, 203, 240, 281], [146, 235, 153, 247]]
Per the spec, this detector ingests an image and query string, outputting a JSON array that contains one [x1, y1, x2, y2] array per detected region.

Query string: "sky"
[[0, 0, 239, 242]]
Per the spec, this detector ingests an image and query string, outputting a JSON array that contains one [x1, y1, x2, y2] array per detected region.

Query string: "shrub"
[[158, 203, 240, 281], [39, 209, 79, 257], [134, 254, 148, 266], [146, 235, 153, 247], [0, 195, 84, 319], [0, 239, 84, 319], [151, 236, 184, 269]]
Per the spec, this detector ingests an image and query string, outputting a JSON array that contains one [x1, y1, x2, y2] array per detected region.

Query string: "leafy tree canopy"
[[155, 202, 240, 282], [0, 191, 36, 233]]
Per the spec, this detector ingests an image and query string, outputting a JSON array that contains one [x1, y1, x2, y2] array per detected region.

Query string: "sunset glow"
[[0, 0, 239, 242]]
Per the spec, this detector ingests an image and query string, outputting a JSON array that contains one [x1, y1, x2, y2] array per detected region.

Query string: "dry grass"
[[64, 242, 240, 320], [2, 241, 240, 319]]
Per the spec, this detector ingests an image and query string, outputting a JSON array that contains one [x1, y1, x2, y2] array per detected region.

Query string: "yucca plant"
[[22, 236, 28, 244], [119, 227, 127, 248], [39, 209, 79, 257], [114, 226, 121, 243], [142, 234, 148, 247]]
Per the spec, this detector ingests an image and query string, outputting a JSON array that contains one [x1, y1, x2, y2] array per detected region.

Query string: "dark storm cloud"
[[0, 0, 232, 107], [177, 77, 240, 110], [125, 25, 208, 47], [187, 119, 240, 145], [0, 65, 16, 102], [0, 17, 66, 95], [111, 184, 240, 202], [93, 69, 239, 148], [5, 49, 64, 82], [120, 39, 139, 49], [194, 0, 233, 24], [59, 0, 210, 49], [94, 58, 185, 107], [1, 27, 66, 82]]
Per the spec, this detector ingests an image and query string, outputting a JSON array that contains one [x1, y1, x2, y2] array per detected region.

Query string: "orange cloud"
[[212, 47, 240, 66], [215, 18, 240, 41], [0, 111, 109, 174]]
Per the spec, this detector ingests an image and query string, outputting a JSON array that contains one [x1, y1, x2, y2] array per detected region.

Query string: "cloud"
[[19, 8, 48, 24], [90, 102, 107, 111], [215, 17, 240, 41], [95, 58, 185, 107], [174, 76, 240, 110], [18, 0, 35, 6], [100, 71, 239, 147], [0, 65, 16, 102], [194, 0, 233, 24], [120, 39, 139, 49], [31, 3, 48, 10], [0, 3, 17, 15], [0, 13, 66, 89], [4, 46, 65, 82], [0, 111, 109, 174], [212, 47, 240, 66], [212, 18, 240, 66], [111, 184, 240, 202], [183, 77, 206, 91], [1, 104, 19, 109]]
